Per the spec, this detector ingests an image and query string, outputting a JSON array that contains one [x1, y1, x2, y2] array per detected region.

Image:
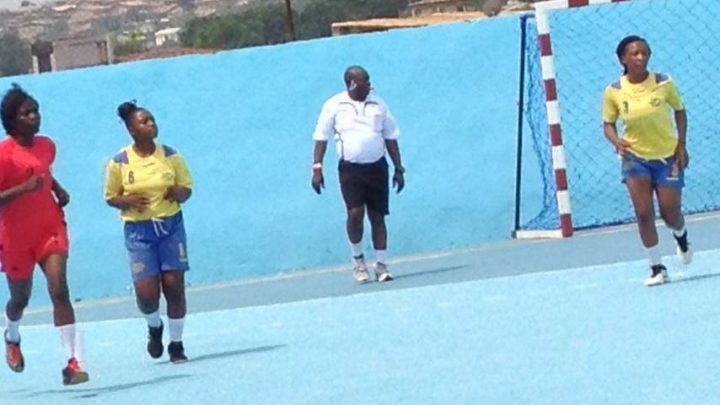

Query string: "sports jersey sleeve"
[[664, 79, 684, 111], [169, 154, 192, 189], [34, 136, 56, 174], [312, 99, 336, 141], [43, 137, 56, 166], [602, 87, 619, 123], [104, 160, 123, 200]]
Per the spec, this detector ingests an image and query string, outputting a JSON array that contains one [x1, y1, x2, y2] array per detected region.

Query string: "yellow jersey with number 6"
[[104, 143, 192, 222]]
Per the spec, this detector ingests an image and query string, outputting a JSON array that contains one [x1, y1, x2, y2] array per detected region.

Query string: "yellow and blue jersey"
[[104, 143, 192, 222], [602, 72, 684, 159]]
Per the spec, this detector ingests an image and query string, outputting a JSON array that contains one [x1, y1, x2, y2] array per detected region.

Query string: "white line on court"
[[140, 248, 720, 320], [22, 211, 720, 318]]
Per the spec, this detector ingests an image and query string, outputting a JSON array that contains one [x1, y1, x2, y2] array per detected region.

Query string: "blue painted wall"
[[0, 16, 527, 305]]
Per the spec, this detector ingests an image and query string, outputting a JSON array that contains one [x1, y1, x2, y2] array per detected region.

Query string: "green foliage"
[[114, 33, 147, 57], [180, 3, 293, 49], [180, 0, 409, 50], [296, 1, 349, 39], [0, 33, 32, 77], [298, 0, 409, 39]]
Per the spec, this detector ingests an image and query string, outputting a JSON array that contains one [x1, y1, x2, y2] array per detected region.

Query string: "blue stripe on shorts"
[[123, 211, 189, 282]]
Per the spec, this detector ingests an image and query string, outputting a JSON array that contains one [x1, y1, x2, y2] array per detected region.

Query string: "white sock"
[[349, 241, 363, 259], [58, 324, 83, 362], [374, 249, 387, 265], [5, 316, 20, 342], [168, 317, 184, 343], [645, 244, 662, 267], [672, 225, 687, 238], [143, 310, 162, 328]]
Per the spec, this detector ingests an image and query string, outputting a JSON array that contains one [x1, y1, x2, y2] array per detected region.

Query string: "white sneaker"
[[644, 265, 668, 287], [374, 262, 393, 283], [353, 258, 370, 283], [676, 244, 693, 265]]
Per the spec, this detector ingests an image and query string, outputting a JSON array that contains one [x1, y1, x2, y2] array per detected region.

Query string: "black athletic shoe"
[[147, 322, 164, 359], [168, 341, 187, 364]]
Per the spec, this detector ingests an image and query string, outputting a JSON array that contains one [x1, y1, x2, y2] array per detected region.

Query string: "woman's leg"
[[657, 186, 692, 263], [40, 252, 89, 384], [626, 176, 658, 249], [4, 275, 31, 372], [625, 176, 667, 285], [134, 276, 164, 358], [161, 271, 187, 362], [39, 253, 74, 326]]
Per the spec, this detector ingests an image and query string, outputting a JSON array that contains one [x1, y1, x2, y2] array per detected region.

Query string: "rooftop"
[[331, 12, 487, 36]]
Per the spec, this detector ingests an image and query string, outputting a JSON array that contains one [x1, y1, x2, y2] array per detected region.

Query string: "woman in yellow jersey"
[[104, 101, 192, 362], [602, 35, 691, 287]]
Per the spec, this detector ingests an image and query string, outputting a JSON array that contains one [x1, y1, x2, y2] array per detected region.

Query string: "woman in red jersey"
[[0, 84, 88, 385]]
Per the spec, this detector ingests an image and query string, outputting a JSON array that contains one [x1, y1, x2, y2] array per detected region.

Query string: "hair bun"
[[117, 100, 138, 121]]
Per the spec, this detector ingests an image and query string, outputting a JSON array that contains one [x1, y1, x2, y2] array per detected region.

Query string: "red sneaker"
[[5, 332, 24, 373], [62, 358, 89, 385]]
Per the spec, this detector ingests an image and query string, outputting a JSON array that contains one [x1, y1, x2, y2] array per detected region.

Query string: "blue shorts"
[[123, 211, 189, 282], [621, 153, 684, 188]]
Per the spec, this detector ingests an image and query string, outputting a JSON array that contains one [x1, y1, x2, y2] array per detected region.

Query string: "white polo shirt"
[[312, 91, 400, 164]]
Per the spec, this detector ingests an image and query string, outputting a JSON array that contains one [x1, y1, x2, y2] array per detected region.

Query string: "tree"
[[113, 32, 147, 57], [252, 4, 294, 44], [297, 0, 409, 39], [296, 0, 349, 39], [180, 3, 297, 49], [0, 33, 32, 77], [284, 0, 296, 40], [179, 0, 410, 50]]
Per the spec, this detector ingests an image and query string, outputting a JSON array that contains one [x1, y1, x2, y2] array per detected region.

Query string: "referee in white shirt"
[[311, 65, 405, 283]]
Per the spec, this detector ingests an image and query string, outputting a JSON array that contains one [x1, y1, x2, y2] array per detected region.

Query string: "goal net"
[[519, 0, 720, 235]]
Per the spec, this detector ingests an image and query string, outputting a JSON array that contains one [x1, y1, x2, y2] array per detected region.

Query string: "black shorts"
[[338, 157, 389, 215]]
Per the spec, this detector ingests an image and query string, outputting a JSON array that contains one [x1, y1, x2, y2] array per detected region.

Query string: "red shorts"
[[0, 224, 69, 281]]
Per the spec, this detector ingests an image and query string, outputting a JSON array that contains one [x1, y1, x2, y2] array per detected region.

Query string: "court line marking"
[[21, 248, 718, 330], [23, 212, 719, 316]]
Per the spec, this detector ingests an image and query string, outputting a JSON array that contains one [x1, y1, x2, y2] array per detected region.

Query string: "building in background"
[[31, 35, 113, 73], [154, 26, 181, 47], [407, 0, 478, 17], [331, 12, 486, 36], [332, 0, 531, 36]]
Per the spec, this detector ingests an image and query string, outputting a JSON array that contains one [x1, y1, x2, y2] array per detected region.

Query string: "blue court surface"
[[3, 214, 720, 404]]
